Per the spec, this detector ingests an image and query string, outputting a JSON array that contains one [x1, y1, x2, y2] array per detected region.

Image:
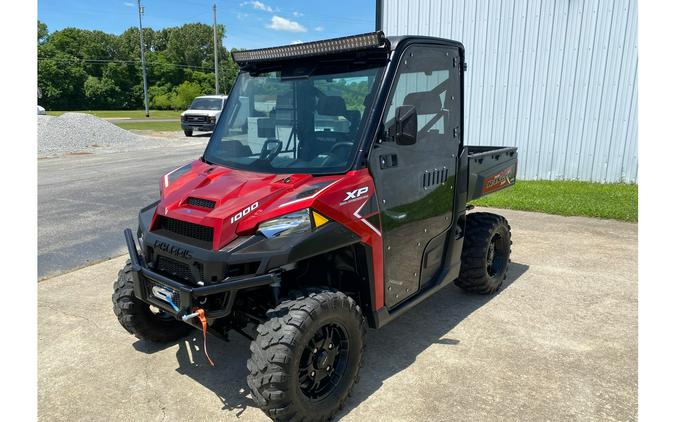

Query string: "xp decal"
[[341, 186, 369, 205]]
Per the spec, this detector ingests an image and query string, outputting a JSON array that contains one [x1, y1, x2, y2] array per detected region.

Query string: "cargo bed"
[[466, 146, 518, 201]]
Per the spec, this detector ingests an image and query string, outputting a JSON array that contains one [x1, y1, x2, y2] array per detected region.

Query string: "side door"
[[369, 43, 462, 308]]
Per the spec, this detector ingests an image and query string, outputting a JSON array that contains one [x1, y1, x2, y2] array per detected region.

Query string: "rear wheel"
[[183, 129, 193, 137], [456, 212, 511, 294], [112, 261, 192, 342], [247, 288, 366, 421]]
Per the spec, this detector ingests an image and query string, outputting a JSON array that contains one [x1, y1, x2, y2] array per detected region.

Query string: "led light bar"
[[232, 31, 388, 65]]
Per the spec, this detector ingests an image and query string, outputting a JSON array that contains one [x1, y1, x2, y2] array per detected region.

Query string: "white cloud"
[[291, 40, 303, 45], [292, 11, 304, 17], [241, 1, 273, 13], [266, 16, 307, 32], [123, 2, 134, 7], [314, 26, 325, 32]]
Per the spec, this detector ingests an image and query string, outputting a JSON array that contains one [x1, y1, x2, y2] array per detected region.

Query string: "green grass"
[[113, 121, 181, 131], [472, 180, 637, 222], [47, 109, 181, 119]]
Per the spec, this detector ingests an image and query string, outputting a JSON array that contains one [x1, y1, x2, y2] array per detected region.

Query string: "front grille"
[[156, 256, 192, 281], [156, 256, 203, 283], [187, 197, 215, 209], [156, 216, 213, 243], [185, 115, 207, 123]]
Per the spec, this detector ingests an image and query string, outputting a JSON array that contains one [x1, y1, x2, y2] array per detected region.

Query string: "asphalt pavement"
[[37, 138, 208, 279], [37, 208, 637, 421]]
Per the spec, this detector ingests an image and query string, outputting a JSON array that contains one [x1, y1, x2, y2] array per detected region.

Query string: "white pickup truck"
[[180, 94, 227, 137]]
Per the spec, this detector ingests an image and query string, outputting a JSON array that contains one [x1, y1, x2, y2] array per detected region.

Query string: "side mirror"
[[394, 105, 417, 145]]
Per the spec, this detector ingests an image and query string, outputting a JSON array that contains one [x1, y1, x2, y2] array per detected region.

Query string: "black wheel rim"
[[298, 322, 349, 401], [486, 232, 507, 278]]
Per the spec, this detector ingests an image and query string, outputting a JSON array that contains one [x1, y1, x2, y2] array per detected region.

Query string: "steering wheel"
[[328, 142, 354, 158], [317, 142, 354, 167], [260, 139, 282, 161]]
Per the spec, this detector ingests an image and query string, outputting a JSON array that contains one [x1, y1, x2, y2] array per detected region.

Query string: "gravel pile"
[[38, 112, 151, 157]]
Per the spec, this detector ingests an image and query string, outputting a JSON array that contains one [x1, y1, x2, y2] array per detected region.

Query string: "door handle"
[[379, 153, 398, 169]]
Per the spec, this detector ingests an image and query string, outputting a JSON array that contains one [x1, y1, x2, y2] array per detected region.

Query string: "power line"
[[37, 57, 218, 71]]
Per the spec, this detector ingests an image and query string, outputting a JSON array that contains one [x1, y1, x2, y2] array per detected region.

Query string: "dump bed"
[[466, 146, 518, 201]]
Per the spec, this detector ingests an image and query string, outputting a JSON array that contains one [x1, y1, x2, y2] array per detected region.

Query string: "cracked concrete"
[[38, 208, 637, 421]]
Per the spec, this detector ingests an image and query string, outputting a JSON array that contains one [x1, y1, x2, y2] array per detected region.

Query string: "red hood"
[[155, 160, 341, 249]]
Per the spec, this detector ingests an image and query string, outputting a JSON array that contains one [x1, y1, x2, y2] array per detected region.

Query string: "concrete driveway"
[[38, 208, 637, 421]]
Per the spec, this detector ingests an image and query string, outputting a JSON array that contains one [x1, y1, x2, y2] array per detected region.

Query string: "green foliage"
[[172, 81, 204, 110], [38, 21, 48, 44], [471, 180, 638, 222], [38, 44, 88, 109], [37, 21, 236, 110], [84, 76, 121, 109]]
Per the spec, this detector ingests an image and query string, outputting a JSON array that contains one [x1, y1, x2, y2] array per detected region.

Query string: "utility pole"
[[138, 0, 150, 117], [212, 3, 220, 95]]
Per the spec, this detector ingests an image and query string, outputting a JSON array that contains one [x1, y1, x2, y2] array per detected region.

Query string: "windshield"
[[190, 98, 223, 110], [203, 62, 384, 174]]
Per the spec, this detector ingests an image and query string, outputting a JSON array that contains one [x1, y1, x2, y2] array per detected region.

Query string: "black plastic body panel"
[[467, 146, 518, 201], [371, 146, 469, 328], [367, 40, 464, 308], [139, 205, 361, 285], [131, 206, 363, 318]]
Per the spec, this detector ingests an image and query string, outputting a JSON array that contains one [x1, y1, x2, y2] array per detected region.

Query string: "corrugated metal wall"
[[381, 0, 637, 183]]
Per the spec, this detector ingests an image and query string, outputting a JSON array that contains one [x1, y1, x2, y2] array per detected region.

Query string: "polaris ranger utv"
[[113, 32, 517, 420]]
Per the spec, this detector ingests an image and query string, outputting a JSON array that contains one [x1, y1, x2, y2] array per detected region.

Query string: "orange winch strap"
[[195, 308, 215, 367]]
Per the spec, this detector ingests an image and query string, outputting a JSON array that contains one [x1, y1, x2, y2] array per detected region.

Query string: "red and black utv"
[[113, 32, 517, 421]]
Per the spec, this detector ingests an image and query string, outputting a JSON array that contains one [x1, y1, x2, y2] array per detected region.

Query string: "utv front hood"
[[155, 160, 338, 249]]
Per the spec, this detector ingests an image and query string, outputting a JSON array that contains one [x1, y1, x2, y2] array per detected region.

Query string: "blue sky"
[[38, 0, 376, 49]]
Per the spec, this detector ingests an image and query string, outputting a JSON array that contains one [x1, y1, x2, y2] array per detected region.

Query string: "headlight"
[[209, 116, 216, 123], [257, 209, 330, 239]]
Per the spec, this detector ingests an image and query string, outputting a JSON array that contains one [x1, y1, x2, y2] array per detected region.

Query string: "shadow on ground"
[[133, 262, 529, 418]]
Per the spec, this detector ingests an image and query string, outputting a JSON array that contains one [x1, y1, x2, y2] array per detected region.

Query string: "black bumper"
[[124, 228, 275, 318], [181, 123, 215, 131]]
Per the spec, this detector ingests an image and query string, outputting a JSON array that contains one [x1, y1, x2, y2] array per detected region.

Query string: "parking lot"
[[38, 137, 207, 279], [38, 207, 637, 421]]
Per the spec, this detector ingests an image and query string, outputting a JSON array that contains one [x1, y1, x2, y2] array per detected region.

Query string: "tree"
[[172, 81, 203, 110], [38, 21, 48, 44], [38, 45, 88, 109], [35, 20, 239, 110], [84, 76, 121, 108]]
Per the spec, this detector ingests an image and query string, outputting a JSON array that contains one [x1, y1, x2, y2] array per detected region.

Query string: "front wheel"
[[247, 288, 366, 421], [112, 261, 192, 342], [455, 212, 512, 294], [183, 129, 193, 137]]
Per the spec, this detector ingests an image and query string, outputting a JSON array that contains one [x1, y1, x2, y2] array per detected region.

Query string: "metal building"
[[378, 0, 637, 183]]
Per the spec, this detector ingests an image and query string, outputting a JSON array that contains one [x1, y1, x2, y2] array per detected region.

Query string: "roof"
[[195, 95, 227, 99]]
